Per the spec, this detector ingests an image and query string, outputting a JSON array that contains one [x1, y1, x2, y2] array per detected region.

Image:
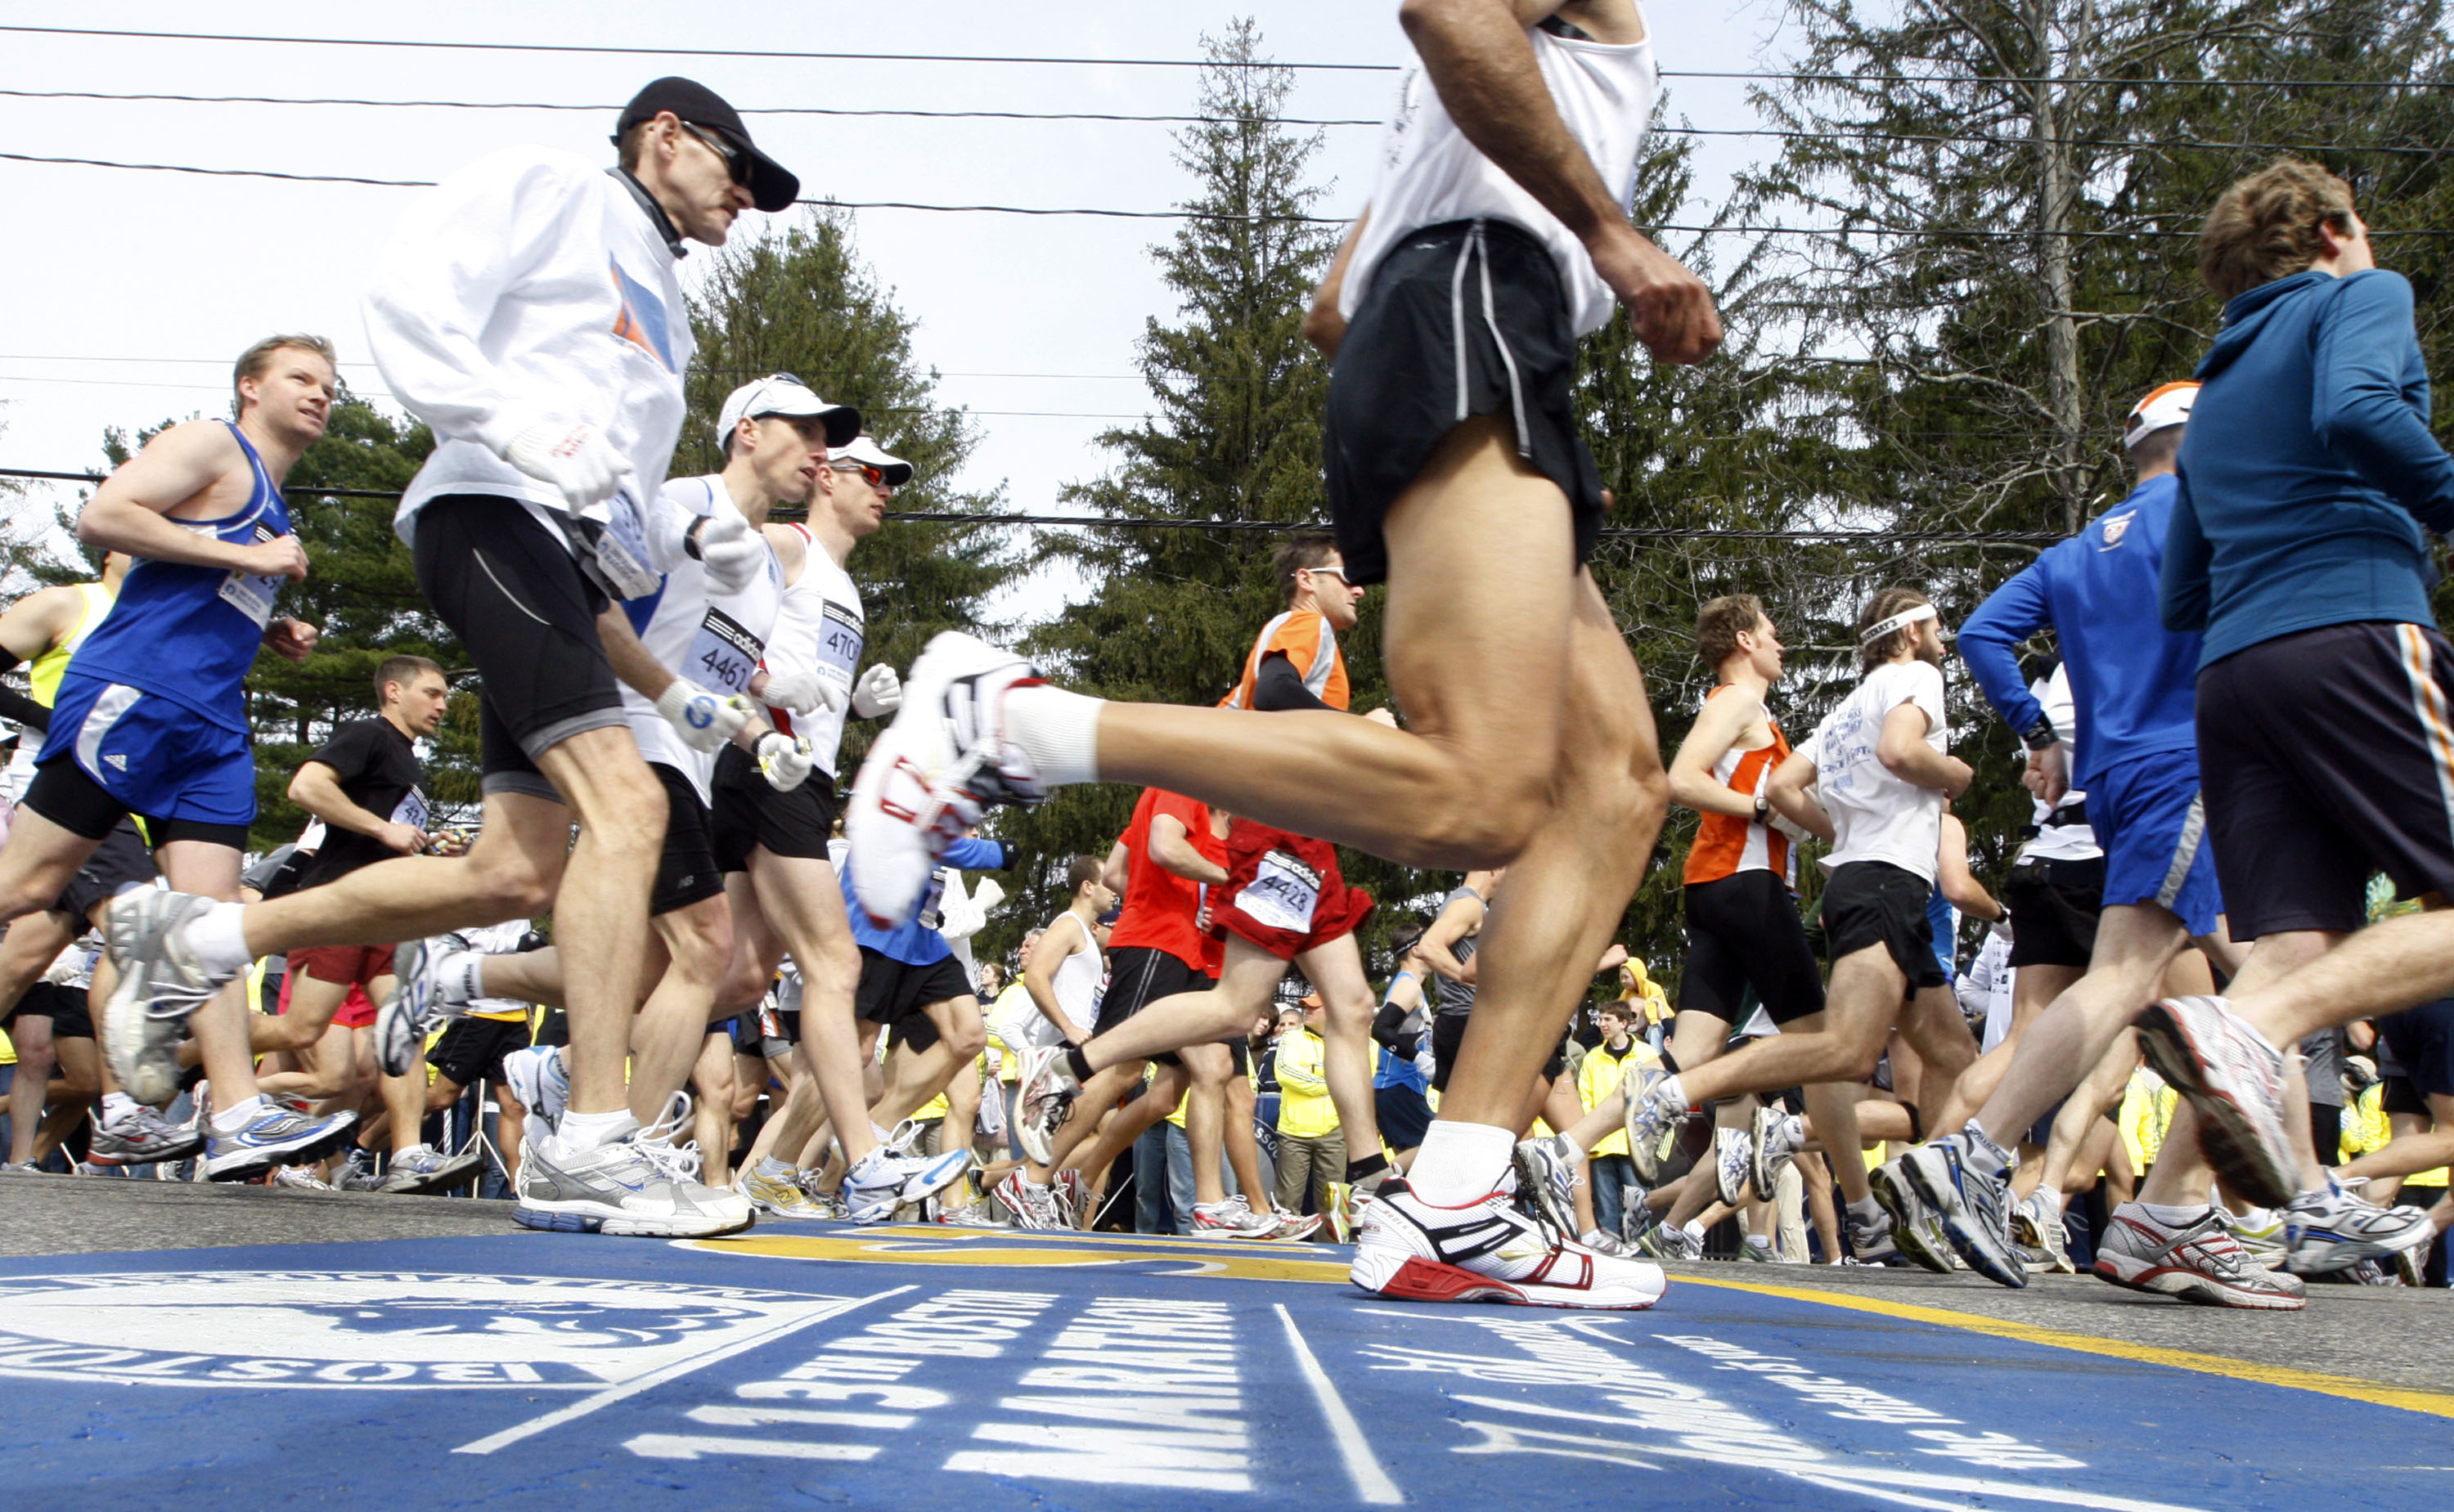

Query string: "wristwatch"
[[1752, 794, 1772, 826]]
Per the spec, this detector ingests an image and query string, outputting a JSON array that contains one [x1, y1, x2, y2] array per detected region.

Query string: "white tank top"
[[765, 526, 864, 778], [1048, 922, 1103, 1041], [1339, 14, 1658, 338]]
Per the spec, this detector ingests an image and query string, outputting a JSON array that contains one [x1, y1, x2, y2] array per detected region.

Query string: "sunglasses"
[[679, 120, 752, 188], [831, 460, 889, 488]]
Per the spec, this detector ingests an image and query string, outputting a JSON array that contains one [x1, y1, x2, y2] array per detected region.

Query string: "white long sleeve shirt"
[[365, 146, 694, 548]]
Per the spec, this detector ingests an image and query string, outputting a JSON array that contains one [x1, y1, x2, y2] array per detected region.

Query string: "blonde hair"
[[2200, 159, 2358, 304], [232, 334, 338, 415]]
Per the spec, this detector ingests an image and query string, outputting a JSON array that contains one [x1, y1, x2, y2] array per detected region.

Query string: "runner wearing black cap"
[[106, 79, 799, 1238]]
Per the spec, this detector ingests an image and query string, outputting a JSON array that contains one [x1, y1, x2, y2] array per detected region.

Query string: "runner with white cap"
[[104, 77, 802, 1237]]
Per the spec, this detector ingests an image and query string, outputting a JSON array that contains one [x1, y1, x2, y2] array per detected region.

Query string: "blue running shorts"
[[2089, 747, 2221, 938], [37, 672, 258, 829]]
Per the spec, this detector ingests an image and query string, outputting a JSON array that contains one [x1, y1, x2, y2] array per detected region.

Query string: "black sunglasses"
[[679, 120, 752, 188]]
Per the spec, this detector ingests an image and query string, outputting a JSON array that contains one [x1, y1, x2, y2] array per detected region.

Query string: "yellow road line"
[[1676, 1272, 2454, 1420]]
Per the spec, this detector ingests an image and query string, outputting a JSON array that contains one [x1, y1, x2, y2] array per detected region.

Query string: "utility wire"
[[0, 466, 2059, 545], [4, 25, 2449, 91], [6, 87, 2443, 160]]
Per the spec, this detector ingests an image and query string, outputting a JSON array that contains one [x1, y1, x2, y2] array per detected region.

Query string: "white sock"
[[1407, 1119, 1517, 1206], [757, 1155, 795, 1178], [2137, 1200, 2206, 1227], [1681, 1218, 1707, 1241], [186, 901, 254, 978], [211, 1094, 269, 1133], [1658, 1074, 1691, 1115], [1003, 685, 1103, 787], [551, 1109, 637, 1159], [1962, 1119, 2012, 1176], [1745, 1233, 1773, 1251], [102, 1091, 139, 1124], [440, 953, 483, 1005], [1779, 1114, 1805, 1148], [1848, 1194, 1883, 1223]]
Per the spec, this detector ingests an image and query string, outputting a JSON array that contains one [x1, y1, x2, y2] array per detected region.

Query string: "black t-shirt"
[[298, 717, 425, 889]]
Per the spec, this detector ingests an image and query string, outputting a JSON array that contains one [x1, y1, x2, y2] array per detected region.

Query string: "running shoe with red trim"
[[847, 632, 1049, 927], [1014, 1044, 1078, 1165], [1351, 1176, 1667, 1309], [2137, 994, 2297, 1209], [2093, 1201, 2306, 1310]]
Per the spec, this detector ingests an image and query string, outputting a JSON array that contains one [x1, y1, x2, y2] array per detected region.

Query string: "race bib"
[[586, 489, 661, 599], [218, 523, 284, 628], [816, 598, 865, 693], [1235, 849, 1321, 935], [390, 788, 429, 833], [688, 607, 764, 695]]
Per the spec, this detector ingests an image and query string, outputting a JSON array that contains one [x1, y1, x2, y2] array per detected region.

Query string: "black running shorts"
[[428, 1014, 531, 1090], [1374, 1083, 1433, 1151], [854, 948, 975, 1057], [1821, 860, 1947, 991], [1323, 218, 1607, 586], [1679, 871, 1825, 1026], [411, 495, 624, 801], [2377, 998, 2454, 1101], [648, 764, 725, 918], [1, 980, 92, 1040], [709, 741, 837, 873], [2197, 619, 2454, 937], [53, 818, 156, 922], [1093, 944, 1214, 1069], [2002, 855, 2104, 970], [1429, 1007, 1565, 1093], [22, 759, 245, 851]]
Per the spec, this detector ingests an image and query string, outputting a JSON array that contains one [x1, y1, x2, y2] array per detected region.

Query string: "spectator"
[[1273, 995, 1343, 1232], [1576, 1002, 1661, 1240]]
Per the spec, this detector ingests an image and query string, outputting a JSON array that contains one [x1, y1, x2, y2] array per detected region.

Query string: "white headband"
[[1859, 603, 1939, 647]]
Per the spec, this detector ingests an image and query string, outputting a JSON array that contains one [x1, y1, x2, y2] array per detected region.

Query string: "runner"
[[1615, 589, 1975, 1270], [854, 0, 1709, 1308], [2106, 161, 2454, 1270], [0, 333, 347, 1181], [108, 79, 801, 1234], [718, 432, 934, 1218]]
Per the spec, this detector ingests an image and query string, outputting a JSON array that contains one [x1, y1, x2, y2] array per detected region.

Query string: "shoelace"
[[634, 1092, 704, 1182]]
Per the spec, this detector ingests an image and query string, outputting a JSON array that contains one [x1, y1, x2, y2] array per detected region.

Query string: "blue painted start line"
[[1, 1227, 2447, 1510]]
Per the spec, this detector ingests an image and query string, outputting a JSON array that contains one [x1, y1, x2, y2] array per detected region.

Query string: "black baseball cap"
[[614, 77, 799, 214]]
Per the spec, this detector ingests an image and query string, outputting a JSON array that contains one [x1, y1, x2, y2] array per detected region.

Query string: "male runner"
[[1893, 384, 2310, 1303], [110, 80, 799, 1234], [0, 334, 344, 1181], [0, 551, 187, 1164], [717, 430, 915, 1218], [1620, 590, 1977, 1267], [855, 0, 1710, 1308], [1010, 539, 1387, 1235], [2106, 162, 2454, 1267]]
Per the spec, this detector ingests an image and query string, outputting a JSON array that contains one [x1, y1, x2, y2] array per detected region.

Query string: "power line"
[[0, 466, 2059, 545], [5, 25, 2449, 91], [19, 153, 2454, 240], [7, 86, 2442, 159], [0, 373, 1151, 420]]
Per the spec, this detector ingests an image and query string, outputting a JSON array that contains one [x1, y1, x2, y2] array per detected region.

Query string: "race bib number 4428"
[[1234, 849, 1321, 935]]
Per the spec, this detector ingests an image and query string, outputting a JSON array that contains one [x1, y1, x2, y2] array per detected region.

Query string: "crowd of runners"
[[0, 0, 2450, 1317]]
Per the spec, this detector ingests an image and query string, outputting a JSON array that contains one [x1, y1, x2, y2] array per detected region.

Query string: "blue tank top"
[[68, 422, 292, 731], [1926, 888, 1957, 984]]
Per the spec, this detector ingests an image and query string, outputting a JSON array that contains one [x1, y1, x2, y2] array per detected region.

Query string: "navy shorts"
[[2089, 747, 2221, 938], [35, 673, 255, 830], [2377, 998, 2454, 1101]]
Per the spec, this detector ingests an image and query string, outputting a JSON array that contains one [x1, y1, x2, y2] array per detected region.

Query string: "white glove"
[[938, 889, 987, 942], [1988, 916, 2015, 944], [504, 420, 631, 510], [654, 681, 754, 754], [691, 505, 766, 594], [852, 662, 903, 719], [969, 877, 1007, 915], [1769, 811, 1811, 845], [755, 731, 817, 792], [758, 666, 841, 718]]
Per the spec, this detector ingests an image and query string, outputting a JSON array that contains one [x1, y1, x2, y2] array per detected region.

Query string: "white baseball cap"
[[2124, 381, 2198, 449], [716, 374, 861, 451], [831, 433, 914, 487]]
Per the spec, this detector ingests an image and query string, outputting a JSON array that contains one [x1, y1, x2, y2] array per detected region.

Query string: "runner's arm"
[[594, 603, 778, 751], [1101, 839, 1130, 896], [1876, 702, 1971, 797], [1305, 209, 1369, 360], [288, 759, 425, 855], [1419, 892, 1484, 983], [2311, 270, 2454, 532], [1665, 689, 1768, 818], [1935, 811, 2003, 922], [1959, 560, 2056, 746], [760, 522, 808, 585], [1252, 652, 1337, 713], [1764, 747, 1834, 841], [2156, 471, 2213, 633], [77, 422, 306, 577], [0, 589, 76, 729], [1148, 813, 1229, 886], [1022, 913, 1086, 1043]]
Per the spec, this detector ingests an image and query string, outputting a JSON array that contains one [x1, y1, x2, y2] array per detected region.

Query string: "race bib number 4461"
[[690, 608, 765, 696]]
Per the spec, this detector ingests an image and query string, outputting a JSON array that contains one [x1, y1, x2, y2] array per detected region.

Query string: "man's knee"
[[464, 847, 558, 918], [1407, 773, 1550, 868]]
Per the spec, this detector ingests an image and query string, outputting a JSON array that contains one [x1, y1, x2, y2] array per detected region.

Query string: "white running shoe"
[[513, 1127, 754, 1237], [2281, 1185, 2438, 1275], [88, 1104, 204, 1165], [104, 891, 232, 1106], [993, 1169, 1066, 1230], [843, 1142, 971, 1224], [1712, 1126, 1755, 1209], [631, 1093, 706, 1185], [2012, 1189, 2077, 1274], [735, 1158, 832, 1219], [272, 1164, 335, 1191], [375, 1142, 482, 1196], [1870, 1158, 1957, 1274], [2137, 994, 2296, 1209], [204, 1104, 358, 1183], [1511, 1133, 1583, 1236], [1899, 1136, 2025, 1289], [1014, 1044, 1079, 1166], [2093, 1202, 2306, 1309], [1620, 1066, 1682, 1182], [846, 632, 1049, 926], [1193, 1195, 1281, 1239], [377, 933, 476, 1077], [1750, 1105, 1796, 1202], [1268, 1204, 1324, 1241], [1637, 1221, 1702, 1262], [501, 1044, 569, 1129], [1351, 1177, 1668, 1308]]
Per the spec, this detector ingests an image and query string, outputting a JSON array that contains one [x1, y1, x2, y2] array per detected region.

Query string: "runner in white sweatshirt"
[[110, 78, 804, 1240]]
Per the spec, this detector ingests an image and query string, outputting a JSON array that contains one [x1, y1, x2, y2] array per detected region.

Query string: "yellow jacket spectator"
[[1576, 1018, 1661, 1158], [2119, 1068, 2176, 1171]]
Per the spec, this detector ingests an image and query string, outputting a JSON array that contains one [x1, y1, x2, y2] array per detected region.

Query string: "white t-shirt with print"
[[1811, 659, 1949, 882]]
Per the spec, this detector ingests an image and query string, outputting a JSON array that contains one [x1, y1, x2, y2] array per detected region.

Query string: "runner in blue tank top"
[[0, 333, 354, 1182]]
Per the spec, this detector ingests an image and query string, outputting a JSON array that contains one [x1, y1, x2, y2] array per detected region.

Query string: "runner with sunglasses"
[[105, 79, 800, 1237]]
